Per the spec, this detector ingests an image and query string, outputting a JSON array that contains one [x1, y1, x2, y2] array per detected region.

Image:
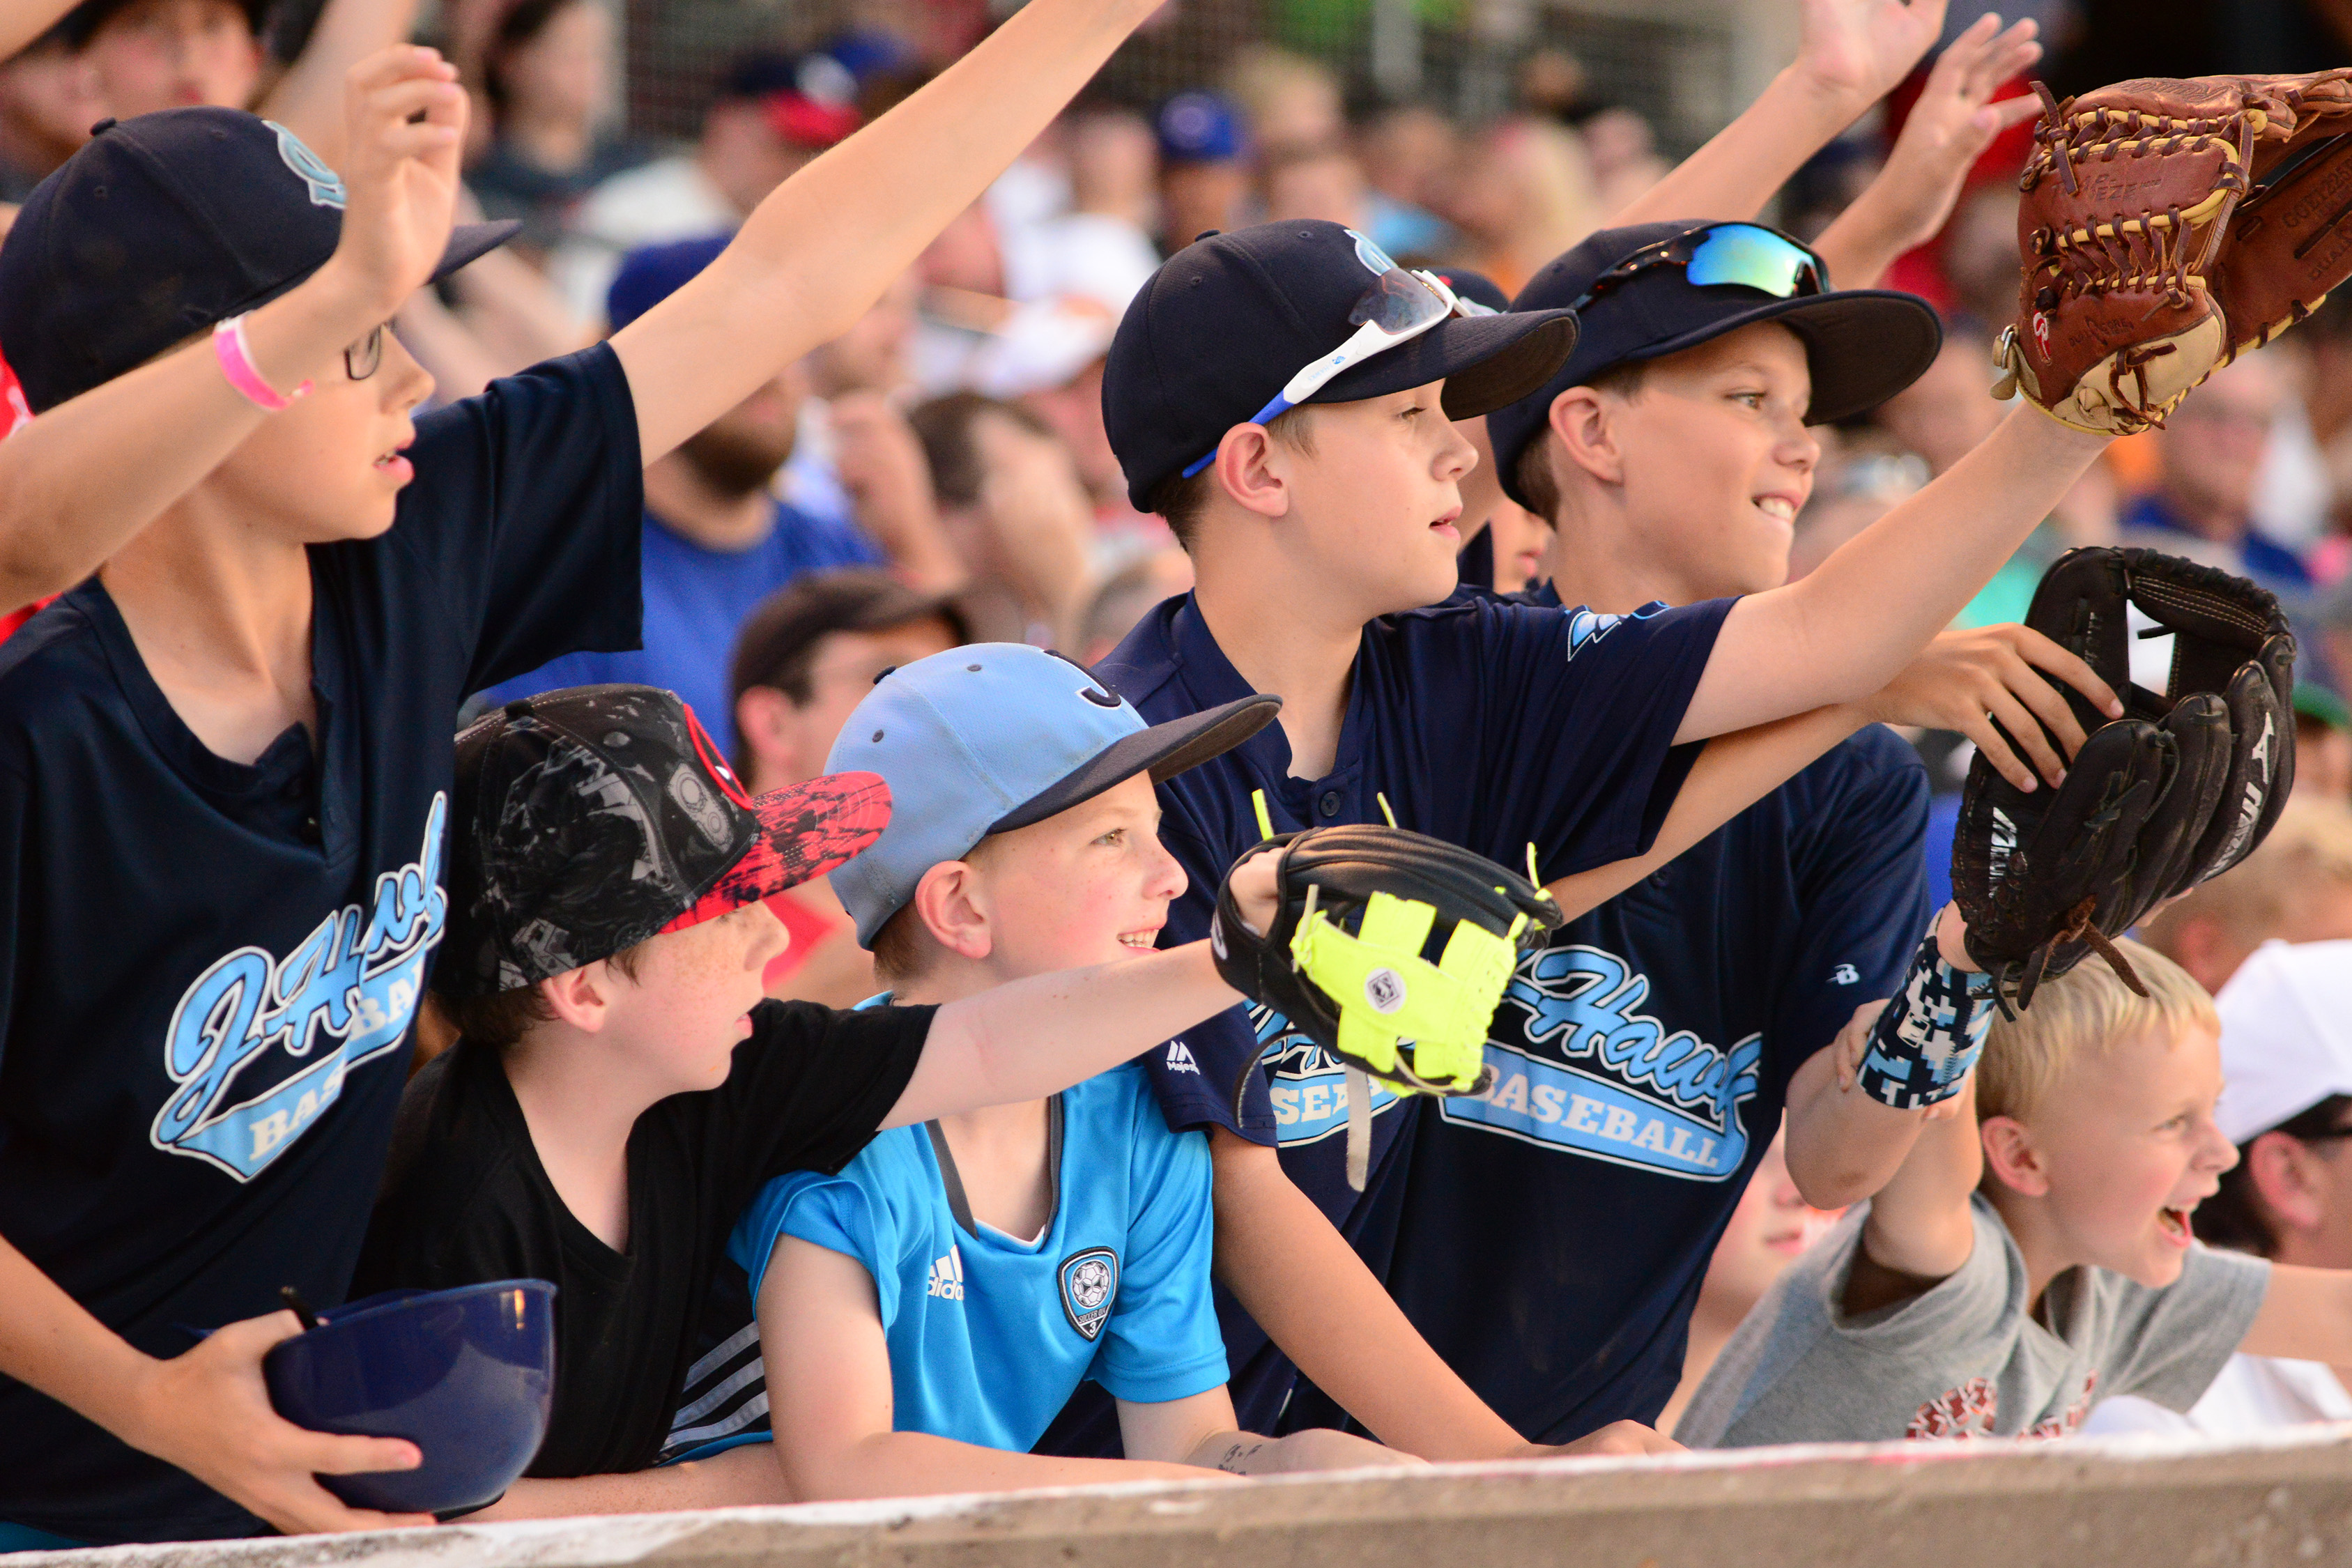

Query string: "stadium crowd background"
[[4, 0, 2352, 1445]]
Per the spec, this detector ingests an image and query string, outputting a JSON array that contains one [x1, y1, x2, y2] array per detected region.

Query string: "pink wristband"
[[211, 315, 312, 411]]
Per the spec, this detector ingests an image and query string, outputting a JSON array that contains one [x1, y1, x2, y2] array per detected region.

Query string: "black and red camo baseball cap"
[[437, 685, 891, 997]]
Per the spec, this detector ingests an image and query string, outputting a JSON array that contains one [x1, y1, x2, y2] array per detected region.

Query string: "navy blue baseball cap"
[[1103, 220, 1579, 511], [1157, 91, 1247, 164], [0, 109, 516, 413], [1485, 220, 1942, 512], [606, 233, 732, 332], [826, 644, 1279, 945]]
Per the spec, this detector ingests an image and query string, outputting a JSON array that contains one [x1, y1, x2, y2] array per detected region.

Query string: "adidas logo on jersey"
[[1165, 1039, 1200, 1075], [926, 1245, 966, 1302]]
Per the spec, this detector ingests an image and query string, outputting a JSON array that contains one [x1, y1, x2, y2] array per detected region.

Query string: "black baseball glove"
[[1952, 546, 2295, 1013]]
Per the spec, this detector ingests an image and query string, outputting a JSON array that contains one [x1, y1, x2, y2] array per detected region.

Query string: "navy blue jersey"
[[1300, 722, 1931, 1442], [1090, 587, 1730, 1431], [0, 347, 643, 1544]]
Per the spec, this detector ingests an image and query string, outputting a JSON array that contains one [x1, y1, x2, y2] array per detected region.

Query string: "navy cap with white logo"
[[1485, 220, 1942, 512], [825, 645, 1279, 946], [0, 109, 516, 412], [1102, 220, 1578, 512]]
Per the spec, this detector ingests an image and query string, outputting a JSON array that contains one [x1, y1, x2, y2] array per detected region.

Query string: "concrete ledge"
[[26, 1427, 2352, 1568]]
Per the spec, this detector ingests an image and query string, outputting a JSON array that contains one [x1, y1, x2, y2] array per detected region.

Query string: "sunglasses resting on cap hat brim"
[[660, 771, 892, 933], [990, 693, 1282, 834]]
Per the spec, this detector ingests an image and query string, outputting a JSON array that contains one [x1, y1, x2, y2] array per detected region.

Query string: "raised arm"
[[1840, 1068, 1984, 1315], [1810, 13, 2043, 289], [2238, 1265, 2352, 1365], [255, 0, 426, 169], [609, 0, 1160, 463], [1614, 0, 1948, 231], [0, 47, 461, 613], [0, 0, 78, 61], [1674, 406, 2116, 744]]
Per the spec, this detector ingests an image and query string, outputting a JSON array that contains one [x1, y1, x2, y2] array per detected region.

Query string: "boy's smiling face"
[[1274, 379, 1477, 619], [955, 774, 1187, 979], [1996, 1022, 2240, 1289], [208, 325, 436, 544]]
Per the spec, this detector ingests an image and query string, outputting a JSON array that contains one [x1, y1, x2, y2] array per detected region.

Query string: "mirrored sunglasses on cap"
[[1569, 222, 1826, 314], [1180, 231, 1471, 479]]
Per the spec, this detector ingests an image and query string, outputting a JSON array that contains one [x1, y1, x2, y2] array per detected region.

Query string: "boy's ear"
[[1978, 1114, 2049, 1197], [1211, 424, 1293, 521], [2246, 1130, 2328, 1234], [1547, 387, 1624, 487], [912, 860, 994, 962], [540, 964, 613, 1033], [735, 686, 799, 773]]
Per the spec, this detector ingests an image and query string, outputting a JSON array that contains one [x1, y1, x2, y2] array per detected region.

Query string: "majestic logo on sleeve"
[[1058, 1247, 1120, 1341], [1561, 600, 1668, 662], [148, 796, 448, 1181], [1440, 944, 1760, 1181]]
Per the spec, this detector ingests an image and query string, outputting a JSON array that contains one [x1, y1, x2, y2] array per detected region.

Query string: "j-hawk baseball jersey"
[[709, 1063, 1226, 1458], [0, 346, 644, 1545], [1074, 585, 1731, 1436]]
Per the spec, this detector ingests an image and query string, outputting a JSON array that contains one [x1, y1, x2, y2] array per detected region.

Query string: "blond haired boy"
[[1680, 930, 2352, 1445], [2141, 799, 2352, 993]]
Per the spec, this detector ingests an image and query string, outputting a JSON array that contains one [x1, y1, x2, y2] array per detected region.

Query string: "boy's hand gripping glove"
[[1994, 70, 2352, 434], [1210, 824, 1562, 1189], [1952, 546, 2295, 1015]]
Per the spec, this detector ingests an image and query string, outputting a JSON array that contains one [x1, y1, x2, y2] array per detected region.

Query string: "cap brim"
[[1310, 309, 1579, 420], [661, 771, 892, 933], [1620, 290, 1943, 423], [990, 693, 1281, 834], [429, 220, 523, 285]]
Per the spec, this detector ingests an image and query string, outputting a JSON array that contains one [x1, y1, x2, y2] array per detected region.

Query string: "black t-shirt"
[[0, 347, 643, 1544], [353, 998, 933, 1478]]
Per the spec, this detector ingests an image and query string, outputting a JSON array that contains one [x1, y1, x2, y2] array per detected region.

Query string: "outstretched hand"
[[1869, 15, 2043, 255], [1792, 0, 1950, 113], [1510, 1420, 1684, 1459], [1861, 623, 2125, 793], [326, 46, 468, 321]]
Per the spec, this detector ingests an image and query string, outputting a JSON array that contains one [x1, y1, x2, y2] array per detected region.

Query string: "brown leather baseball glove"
[[1994, 70, 2352, 436]]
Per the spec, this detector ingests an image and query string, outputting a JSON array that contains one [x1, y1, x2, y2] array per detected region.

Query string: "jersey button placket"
[[1317, 790, 1342, 818]]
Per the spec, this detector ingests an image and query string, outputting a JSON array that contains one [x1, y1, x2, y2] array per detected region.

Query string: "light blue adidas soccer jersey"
[[727, 1062, 1228, 1454]]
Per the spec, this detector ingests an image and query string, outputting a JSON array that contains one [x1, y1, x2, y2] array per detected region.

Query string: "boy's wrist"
[[1769, 63, 1875, 137]]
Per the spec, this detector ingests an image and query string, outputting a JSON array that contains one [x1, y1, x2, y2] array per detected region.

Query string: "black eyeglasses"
[[344, 323, 387, 382]]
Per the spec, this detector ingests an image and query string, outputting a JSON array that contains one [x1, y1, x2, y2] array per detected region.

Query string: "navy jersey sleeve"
[[387, 345, 646, 693], [1765, 728, 1932, 1098], [1452, 596, 1734, 877]]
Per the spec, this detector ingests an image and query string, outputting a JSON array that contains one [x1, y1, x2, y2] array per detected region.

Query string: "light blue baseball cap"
[[826, 643, 1279, 945]]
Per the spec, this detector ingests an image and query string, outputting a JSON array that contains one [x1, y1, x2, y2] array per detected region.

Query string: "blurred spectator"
[[783, 270, 920, 528], [467, 0, 645, 255], [2084, 939, 2352, 1437], [1939, 182, 2022, 330], [2120, 353, 2316, 596], [2139, 799, 2352, 993], [1061, 105, 1155, 233], [730, 568, 968, 1006], [1358, 102, 1456, 226], [1581, 107, 1669, 220], [547, 49, 861, 322], [1224, 43, 1342, 152], [0, 22, 96, 200], [1155, 89, 1250, 254], [1875, 326, 2003, 479], [1655, 1131, 1842, 1437], [1451, 118, 1599, 298], [909, 390, 1095, 647], [477, 236, 912, 751], [1080, 547, 1192, 667], [2298, 684, 2352, 806]]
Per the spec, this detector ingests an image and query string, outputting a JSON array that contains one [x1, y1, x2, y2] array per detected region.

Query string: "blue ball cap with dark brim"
[[0, 108, 517, 413], [1103, 220, 1578, 512], [1484, 220, 1943, 512]]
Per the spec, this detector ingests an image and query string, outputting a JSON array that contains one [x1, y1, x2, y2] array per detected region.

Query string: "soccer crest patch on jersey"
[[1057, 1247, 1120, 1341]]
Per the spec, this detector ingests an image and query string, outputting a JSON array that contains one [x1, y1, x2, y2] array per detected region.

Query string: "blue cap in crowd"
[[1484, 220, 1942, 512], [1103, 220, 1578, 510], [606, 233, 732, 332], [0, 110, 516, 413], [826, 644, 1279, 945], [1156, 91, 1247, 164]]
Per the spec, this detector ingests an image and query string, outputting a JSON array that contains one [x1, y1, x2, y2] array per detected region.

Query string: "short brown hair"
[[865, 835, 1014, 986], [2141, 799, 2352, 956], [1144, 404, 1318, 551], [1976, 939, 2218, 1124], [436, 939, 654, 1051], [1512, 360, 1649, 524], [907, 393, 1055, 509]]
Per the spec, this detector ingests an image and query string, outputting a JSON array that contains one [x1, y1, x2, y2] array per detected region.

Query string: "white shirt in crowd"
[[2082, 1353, 2352, 1438]]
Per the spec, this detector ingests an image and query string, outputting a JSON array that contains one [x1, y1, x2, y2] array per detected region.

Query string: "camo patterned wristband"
[[1856, 923, 1996, 1111]]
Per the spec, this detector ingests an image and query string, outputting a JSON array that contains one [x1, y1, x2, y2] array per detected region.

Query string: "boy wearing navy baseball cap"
[[0, 0, 1176, 1542], [1355, 219, 2127, 1450], [358, 679, 1297, 1516], [672, 645, 1416, 1495], [1073, 206, 2129, 1461]]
